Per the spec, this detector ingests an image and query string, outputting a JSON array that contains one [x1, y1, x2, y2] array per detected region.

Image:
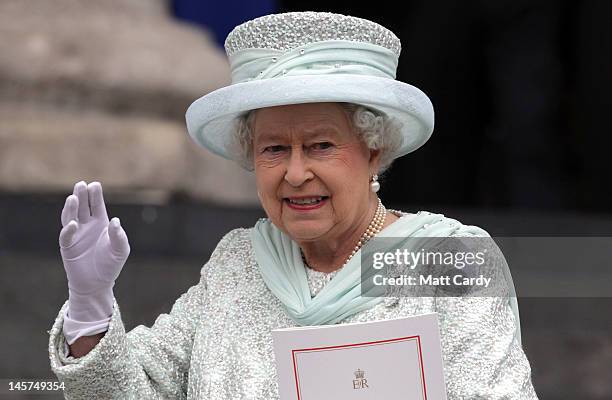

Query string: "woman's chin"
[[283, 222, 329, 242]]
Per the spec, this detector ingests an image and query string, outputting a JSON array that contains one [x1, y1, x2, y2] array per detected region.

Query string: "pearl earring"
[[370, 174, 380, 193]]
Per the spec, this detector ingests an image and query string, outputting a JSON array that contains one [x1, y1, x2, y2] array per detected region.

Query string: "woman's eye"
[[263, 145, 286, 153], [311, 142, 333, 151]]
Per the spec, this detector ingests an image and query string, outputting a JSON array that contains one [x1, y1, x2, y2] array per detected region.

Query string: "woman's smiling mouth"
[[284, 196, 329, 210]]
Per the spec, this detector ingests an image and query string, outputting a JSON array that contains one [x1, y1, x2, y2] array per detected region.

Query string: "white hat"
[[186, 12, 434, 163]]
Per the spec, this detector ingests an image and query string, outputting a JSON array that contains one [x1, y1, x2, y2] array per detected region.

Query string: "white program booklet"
[[272, 313, 447, 400]]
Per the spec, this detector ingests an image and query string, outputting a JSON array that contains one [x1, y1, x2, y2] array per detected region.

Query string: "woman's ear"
[[368, 148, 382, 173]]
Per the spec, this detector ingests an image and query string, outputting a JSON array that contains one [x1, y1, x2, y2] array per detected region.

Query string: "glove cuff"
[[63, 308, 111, 345], [66, 285, 114, 324]]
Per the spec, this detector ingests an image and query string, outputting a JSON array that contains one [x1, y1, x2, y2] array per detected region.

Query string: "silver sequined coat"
[[49, 221, 539, 399]]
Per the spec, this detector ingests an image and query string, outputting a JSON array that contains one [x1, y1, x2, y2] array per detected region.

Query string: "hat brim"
[[185, 74, 434, 164]]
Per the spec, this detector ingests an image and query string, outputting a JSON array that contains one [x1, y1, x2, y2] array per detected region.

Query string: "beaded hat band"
[[224, 12, 401, 57], [186, 12, 434, 165]]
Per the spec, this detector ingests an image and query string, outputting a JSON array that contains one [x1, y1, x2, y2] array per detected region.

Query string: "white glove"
[[59, 181, 130, 345]]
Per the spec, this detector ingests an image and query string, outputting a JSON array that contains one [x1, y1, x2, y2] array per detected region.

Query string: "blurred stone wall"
[[0, 0, 259, 205]]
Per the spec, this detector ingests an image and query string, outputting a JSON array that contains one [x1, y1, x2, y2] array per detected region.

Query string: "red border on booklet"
[[290, 335, 427, 400]]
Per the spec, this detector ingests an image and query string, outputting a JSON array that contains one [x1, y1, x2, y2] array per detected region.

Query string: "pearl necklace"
[[301, 198, 387, 269]]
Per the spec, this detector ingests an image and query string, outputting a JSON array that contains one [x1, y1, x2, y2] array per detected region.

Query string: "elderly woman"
[[48, 12, 538, 399]]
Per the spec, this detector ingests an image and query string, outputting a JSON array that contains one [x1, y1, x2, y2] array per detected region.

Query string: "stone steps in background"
[[0, 0, 259, 205]]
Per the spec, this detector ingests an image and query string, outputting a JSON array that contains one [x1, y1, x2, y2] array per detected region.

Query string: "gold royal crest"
[[352, 368, 369, 390]]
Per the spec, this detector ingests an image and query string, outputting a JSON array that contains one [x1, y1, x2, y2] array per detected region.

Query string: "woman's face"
[[253, 102, 380, 243]]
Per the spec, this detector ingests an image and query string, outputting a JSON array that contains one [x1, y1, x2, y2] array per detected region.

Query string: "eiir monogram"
[[353, 369, 369, 390]]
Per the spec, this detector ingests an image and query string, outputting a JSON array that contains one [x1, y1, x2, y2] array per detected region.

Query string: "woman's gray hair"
[[230, 103, 403, 173]]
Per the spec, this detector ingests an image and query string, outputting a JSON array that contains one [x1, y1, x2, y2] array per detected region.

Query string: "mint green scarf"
[[251, 212, 522, 344]]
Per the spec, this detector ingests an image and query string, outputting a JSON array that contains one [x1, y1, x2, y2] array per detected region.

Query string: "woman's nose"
[[284, 149, 313, 187]]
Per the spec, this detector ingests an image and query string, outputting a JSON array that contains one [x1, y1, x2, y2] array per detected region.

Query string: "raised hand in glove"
[[59, 181, 130, 344]]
